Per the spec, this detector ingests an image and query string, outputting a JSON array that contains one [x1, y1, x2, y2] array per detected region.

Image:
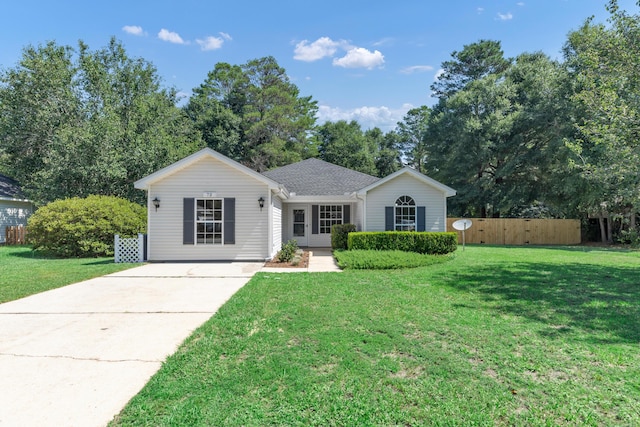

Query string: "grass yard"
[[0, 245, 139, 303], [111, 246, 640, 426]]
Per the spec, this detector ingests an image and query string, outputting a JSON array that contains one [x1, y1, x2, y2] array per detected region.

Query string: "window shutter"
[[224, 198, 235, 244], [183, 198, 194, 245], [343, 205, 350, 224], [385, 206, 394, 231], [312, 205, 319, 234], [417, 206, 426, 231]]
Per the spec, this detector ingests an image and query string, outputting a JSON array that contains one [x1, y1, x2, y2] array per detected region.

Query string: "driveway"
[[0, 262, 263, 427]]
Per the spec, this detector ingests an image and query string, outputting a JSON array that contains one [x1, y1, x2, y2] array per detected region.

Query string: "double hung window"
[[196, 199, 222, 244], [319, 205, 343, 234]]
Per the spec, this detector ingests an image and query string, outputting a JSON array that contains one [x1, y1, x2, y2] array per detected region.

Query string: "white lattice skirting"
[[114, 234, 145, 263]]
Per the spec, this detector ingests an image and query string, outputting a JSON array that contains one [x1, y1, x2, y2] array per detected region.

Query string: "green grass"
[[0, 245, 139, 303], [111, 245, 640, 426], [334, 249, 454, 269]]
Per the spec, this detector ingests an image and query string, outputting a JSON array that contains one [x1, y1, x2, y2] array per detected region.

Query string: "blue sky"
[[2, 0, 638, 131]]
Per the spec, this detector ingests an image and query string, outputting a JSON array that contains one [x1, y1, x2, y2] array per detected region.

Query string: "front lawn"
[[111, 246, 640, 426], [0, 245, 139, 303]]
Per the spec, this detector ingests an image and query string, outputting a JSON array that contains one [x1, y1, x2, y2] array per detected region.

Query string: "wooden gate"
[[447, 218, 581, 245]]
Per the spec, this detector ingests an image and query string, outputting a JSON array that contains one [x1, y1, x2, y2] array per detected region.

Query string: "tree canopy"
[[0, 38, 202, 205]]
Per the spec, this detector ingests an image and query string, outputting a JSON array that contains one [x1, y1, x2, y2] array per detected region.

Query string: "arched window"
[[395, 196, 416, 231]]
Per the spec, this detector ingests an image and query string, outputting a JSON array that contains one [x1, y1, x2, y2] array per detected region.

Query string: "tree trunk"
[[598, 213, 608, 243], [607, 214, 613, 244]]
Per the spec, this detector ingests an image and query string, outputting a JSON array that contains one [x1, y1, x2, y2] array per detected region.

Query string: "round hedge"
[[27, 195, 146, 257]]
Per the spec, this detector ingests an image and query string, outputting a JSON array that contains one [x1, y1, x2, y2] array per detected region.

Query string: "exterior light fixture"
[[152, 197, 160, 211], [258, 196, 265, 211]]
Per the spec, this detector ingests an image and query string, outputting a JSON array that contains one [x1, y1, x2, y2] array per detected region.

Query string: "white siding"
[[147, 156, 271, 261], [0, 200, 33, 244], [271, 196, 282, 258], [365, 174, 447, 232]]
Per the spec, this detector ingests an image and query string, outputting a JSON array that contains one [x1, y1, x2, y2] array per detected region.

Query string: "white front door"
[[291, 207, 308, 246]]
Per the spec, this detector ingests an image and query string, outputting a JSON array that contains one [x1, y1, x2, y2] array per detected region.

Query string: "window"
[[319, 205, 343, 234], [395, 196, 416, 231], [196, 199, 223, 244]]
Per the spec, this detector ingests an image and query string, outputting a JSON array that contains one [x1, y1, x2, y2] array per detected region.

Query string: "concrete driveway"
[[0, 262, 262, 427]]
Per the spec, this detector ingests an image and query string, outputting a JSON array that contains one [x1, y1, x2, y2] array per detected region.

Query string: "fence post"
[[137, 233, 144, 263], [114, 234, 121, 263]]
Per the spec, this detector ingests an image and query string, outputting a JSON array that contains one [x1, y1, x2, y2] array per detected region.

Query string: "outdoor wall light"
[[258, 196, 265, 211], [152, 197, 160, 211]]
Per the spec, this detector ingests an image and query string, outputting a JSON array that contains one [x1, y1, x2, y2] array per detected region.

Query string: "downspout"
[[355, 192, 366, 231], [146, 187, 152, 261], [266, 187, 273, 260]]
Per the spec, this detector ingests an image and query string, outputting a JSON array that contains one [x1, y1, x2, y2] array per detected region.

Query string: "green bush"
[[347, 231, 457, 255], [277, 239, 299, 263], [27, 195, 146, 257], [334, 249, 454, 270], [331, 223, 356, 250]]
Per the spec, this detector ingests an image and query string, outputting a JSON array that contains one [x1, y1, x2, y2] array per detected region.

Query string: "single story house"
[[0, 174, 34, 244], [134, 148, 456, 261]]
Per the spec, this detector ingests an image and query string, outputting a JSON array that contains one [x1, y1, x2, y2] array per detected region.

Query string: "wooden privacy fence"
[[5, 225, 27, 245], [447, 218, 581, 245]]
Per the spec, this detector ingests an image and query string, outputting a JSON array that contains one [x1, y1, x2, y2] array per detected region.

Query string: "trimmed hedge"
[[331, 223, 356, 250], [27, 195, 146, 258], [347, 231, 458, 255]]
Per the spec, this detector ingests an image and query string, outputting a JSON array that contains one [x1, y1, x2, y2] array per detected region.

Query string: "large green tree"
[[186, 57, 318, 171], [0, 38, 202, 205], [316, 120, 378, 176], [395, 106, 431, 173], [426, 48, 572, 217], [431, 39, 511, 99], [563, 0, 640, 241]]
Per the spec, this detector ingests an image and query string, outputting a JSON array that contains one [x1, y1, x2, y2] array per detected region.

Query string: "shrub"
[[618, 228, 640, 248], [277, 239, 299, 263], [347, 231, 457, 255], [27, 195, 146, 257], [334, 249, 454, 270], [331, 223, 356, 250]]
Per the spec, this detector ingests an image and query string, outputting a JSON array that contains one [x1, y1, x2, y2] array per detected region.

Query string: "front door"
[[291, 207, 308, 246]]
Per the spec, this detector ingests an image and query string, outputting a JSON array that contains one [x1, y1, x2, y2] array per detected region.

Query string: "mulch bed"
[[264, 250, 309, 268]]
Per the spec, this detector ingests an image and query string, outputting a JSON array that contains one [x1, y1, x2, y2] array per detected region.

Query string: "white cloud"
[[122, 25, 144, 36], [517, 2, 525, 6], [333, 47, 385, 70], [294, 37, 344, 61], [434, 68, 445, 81], [220, 32, 232, 41], [477, 7, 485, 14], [196, 36, 224, 51], [400, 65, 434, 75], [316, 103, 413, 132], [293, 37, 385, 70], [497, 12, 513, 20], [158, 28, 187, 44]]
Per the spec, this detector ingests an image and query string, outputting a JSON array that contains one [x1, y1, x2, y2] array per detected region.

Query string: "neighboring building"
[[0, 174, 34, 244], [134, 148, 456, 261]]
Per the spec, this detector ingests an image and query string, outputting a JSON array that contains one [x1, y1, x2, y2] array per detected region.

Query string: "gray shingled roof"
[[0, 174, 27, 200], [262, 158, 380, 196]]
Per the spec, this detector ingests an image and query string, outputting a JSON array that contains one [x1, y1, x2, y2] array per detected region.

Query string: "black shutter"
[[224, 198, 235, 244], [312, 205, 319, 234], [385, 206, 394, 231], [343, 205, 351, 224], [417, 206, 426, 231], [183, 198, 194, 245]]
